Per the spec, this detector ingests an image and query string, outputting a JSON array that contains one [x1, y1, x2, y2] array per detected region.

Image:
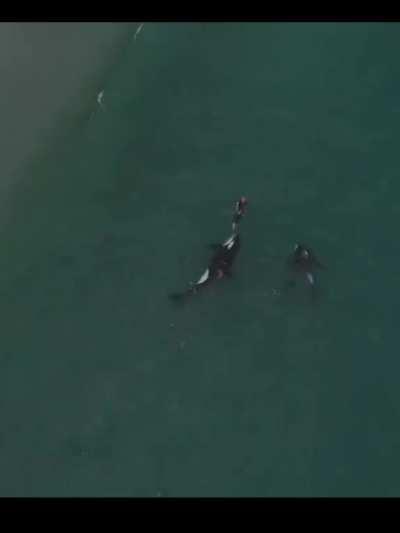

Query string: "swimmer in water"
[[232, 196, 248, 232]]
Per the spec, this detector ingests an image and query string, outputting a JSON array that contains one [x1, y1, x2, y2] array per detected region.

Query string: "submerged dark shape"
[[169, 197, 247, 303], [285, 243, 325, 299]]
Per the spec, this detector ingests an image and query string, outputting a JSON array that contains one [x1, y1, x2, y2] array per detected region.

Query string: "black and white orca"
[[169, 197, 247, 303], [285, 243, 325, 298]]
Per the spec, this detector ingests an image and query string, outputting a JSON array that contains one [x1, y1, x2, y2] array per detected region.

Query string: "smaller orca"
[[285, 243, 325, 299]]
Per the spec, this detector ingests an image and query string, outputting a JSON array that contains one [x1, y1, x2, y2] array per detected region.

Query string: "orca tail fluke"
[[168, 292, 186, 302], [168, 286, 196, 304], [310, 284, 320, 304]]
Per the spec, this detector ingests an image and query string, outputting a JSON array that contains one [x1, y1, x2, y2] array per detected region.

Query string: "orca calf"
[[169, 197, 247, 303], [285, 243, 325, 299]]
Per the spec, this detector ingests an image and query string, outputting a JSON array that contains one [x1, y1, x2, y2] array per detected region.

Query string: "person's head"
[[238, 196, 248, 211]]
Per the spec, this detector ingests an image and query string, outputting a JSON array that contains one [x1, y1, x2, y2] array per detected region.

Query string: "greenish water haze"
[[0, 22, 134, 192], [0, 22, 399, 496]]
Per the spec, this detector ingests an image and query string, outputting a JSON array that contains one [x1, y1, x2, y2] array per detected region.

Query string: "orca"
[[169, 197, 247, 303], [285, 243, 325, 299]]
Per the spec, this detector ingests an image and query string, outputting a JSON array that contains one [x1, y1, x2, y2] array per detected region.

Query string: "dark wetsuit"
[[232, 198, 247, 231]]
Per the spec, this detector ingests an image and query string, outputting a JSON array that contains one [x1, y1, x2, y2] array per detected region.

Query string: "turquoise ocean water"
[[0, 22, 400, 496]]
